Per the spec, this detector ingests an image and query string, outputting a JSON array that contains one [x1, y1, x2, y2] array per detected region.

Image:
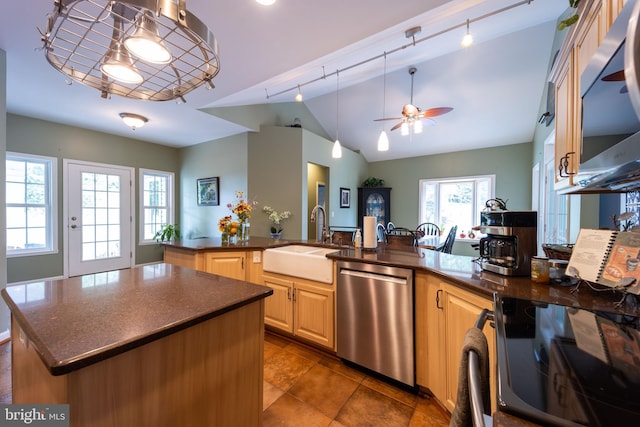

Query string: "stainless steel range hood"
[[569, 132, 640, 193]]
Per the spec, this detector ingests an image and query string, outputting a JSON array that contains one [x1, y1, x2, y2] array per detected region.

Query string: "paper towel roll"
[[363, 216, 377, 249]]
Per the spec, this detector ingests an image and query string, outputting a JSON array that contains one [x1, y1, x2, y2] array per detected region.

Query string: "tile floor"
[[0, 333, 451, 426]]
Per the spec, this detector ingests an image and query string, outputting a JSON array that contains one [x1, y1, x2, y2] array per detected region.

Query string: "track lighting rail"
[[264, 0, 533, 100]]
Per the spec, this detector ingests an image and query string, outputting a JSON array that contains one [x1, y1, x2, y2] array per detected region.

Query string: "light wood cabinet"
[[263, 272, 335, 350], [203, 251, 246, 280], [415, 272, 496, 414], [164, 246, 264, 284], [550, 0, 624, 190]]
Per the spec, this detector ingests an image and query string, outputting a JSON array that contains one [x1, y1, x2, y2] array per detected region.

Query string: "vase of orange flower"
[[227, 191, 256, 241], [218, 215, 239, 244]]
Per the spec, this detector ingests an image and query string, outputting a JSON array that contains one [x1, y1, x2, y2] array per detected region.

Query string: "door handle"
[[70, 224, 77, 229], [436, 289, 443, 310]]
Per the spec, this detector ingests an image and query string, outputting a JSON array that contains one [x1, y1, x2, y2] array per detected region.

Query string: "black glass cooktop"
[[495, 295, 640, 427]]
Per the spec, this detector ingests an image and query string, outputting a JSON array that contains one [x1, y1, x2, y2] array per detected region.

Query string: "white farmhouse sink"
[[263, 245, 337, 283]]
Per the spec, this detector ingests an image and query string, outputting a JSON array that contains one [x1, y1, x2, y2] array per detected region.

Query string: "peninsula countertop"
[[1, 263, 273, 376], [165, 237, 640, 316]]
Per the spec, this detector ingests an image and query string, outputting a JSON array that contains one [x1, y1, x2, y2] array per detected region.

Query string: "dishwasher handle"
[[339, 268, 408, 285]]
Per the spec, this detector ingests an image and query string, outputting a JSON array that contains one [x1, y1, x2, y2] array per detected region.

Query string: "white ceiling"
[[0, 0, 568, 162]]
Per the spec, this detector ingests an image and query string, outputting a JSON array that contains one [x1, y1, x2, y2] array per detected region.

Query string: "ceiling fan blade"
[[420, 118, 437, 126], [390, 121, 404, 131], [422, 107, 453, 118], [602, 70, 624, 81], [373, 117, 403, 122]]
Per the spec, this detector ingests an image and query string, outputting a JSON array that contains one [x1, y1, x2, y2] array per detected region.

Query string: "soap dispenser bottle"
[[354, 228, 362, 248]]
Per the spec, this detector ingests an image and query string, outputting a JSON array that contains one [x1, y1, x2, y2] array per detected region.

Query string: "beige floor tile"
[[362, 375, 418, 408], [264, 340, 282, 362], [318, 356, 366, 383], [263, 380, 285, 410], [289, 364, 359, 419], [263, 348, 316, 391], [284, 341, 326, 363], [263, 393, 332, 427], [335, 385, 414, 427]]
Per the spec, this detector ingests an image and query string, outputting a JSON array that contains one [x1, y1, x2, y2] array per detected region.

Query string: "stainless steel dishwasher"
[[336, 260, 415, 387]]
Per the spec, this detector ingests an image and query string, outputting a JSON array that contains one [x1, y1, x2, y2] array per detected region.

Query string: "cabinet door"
[[415, 273, 445, 398], [554, 53, 576, 188], [442, 285, 496, 414], [163, 246, 197, 270], [293, 282, 335, 349], [263, 274, 294, 333], [203, 251, 246, 280]]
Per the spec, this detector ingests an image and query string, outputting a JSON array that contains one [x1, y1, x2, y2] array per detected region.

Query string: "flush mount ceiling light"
[[256, 0, 276, 5], [41, 0, 220, 101], [120, 112, 148, 130]]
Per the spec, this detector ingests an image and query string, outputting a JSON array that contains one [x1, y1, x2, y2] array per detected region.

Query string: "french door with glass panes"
[[66, 160, 133, 277]]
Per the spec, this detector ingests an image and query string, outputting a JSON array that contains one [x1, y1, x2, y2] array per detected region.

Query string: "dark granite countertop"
[[1, 263, 273, 376], [168, 237, 639, 316]]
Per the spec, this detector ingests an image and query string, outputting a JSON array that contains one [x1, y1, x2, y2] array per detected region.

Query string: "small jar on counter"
[[531, 256, 550, 284]]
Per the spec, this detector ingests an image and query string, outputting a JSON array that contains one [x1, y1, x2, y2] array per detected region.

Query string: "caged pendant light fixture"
[[41, 0, 221, 102]]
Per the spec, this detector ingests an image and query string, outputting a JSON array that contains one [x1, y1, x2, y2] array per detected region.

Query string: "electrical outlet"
[[252, 251, 261, 263]]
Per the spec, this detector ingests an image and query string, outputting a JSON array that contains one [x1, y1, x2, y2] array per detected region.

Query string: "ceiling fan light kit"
[[41, 0, 220, 101], [374, 66, 453, 136]]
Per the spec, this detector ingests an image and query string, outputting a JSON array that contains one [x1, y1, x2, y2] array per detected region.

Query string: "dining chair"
[[386, 222, 395, 232], [436, 225, 457, 254], [386, 227, 417, 247], [376, 223, 386, 243], [416, 222, 440, 238]]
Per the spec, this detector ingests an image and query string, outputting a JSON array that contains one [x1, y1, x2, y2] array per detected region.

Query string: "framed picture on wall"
[[197, 177, 219, 206], [340, 187, 350, 208]]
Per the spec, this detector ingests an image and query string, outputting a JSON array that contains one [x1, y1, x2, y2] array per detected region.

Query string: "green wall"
[[6, 114, 181, 283], [179, 132, 249, 239], [368, 142, 534, 227]]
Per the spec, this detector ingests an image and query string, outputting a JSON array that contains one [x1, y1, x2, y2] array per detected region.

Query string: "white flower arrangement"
[[263, 206, 291, 233]]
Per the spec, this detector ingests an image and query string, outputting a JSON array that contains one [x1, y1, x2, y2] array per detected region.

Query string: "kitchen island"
[[1, 263, 273, 427]]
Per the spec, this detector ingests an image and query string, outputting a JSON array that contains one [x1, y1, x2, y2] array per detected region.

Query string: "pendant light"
[[332, 71, 343, 158], [377, 53, 389, 152], [101, 41, 144, 85], [461, 19, 474, 47], [124, 11, 172, 64]]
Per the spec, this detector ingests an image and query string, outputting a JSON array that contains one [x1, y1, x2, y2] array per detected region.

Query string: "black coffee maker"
[[478, 210, 537, 276]]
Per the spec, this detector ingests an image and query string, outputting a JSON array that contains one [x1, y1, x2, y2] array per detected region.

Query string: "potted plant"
[[362, 177, 385, 187], [263, 206, 291, 239], [153, 224, 181, 242]]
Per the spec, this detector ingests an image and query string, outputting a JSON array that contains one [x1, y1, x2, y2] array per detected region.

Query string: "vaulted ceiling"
[[0, 0, 568, 162]]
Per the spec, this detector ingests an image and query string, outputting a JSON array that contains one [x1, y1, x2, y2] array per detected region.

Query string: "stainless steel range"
[[494, 295, 640, 426]]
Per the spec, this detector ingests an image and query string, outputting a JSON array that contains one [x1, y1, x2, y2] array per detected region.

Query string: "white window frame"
[[419, 174, 495, 237], [139, 168, 175, 244], [6, 152, 58, 257]]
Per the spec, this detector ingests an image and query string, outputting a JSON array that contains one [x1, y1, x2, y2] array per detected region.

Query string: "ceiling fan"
[[374, 67, 453, 132]]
